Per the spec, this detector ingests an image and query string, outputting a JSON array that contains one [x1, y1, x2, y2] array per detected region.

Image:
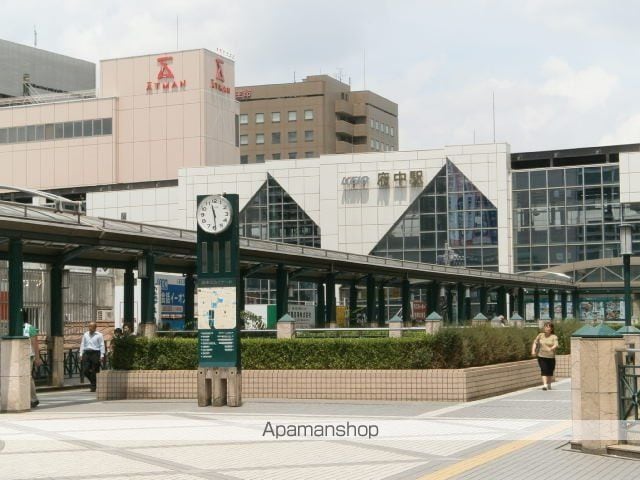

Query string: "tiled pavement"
[[0, 380, 638, 479]]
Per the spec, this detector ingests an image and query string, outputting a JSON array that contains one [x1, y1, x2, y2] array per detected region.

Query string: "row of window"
[[513, 166, 619, 190], [240, 152, 315, 163], [370, 119, 394, 137], [240, 110, 314, 125], [240, 130, 314, 146], [0, 118, 113, 145], [370, 139, 396, 151]]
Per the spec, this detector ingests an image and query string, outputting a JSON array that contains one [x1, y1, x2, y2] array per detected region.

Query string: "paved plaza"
[[0, 379, 639, 479]]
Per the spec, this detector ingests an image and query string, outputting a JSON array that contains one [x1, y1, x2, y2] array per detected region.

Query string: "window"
[[83, 120, 93, 137], [288, 131, 297, 143], [93, 119, 102, 136], [256, 154, 265, 163], [370, 139, 375, 148], [288, 152, 298, 159], [391, 127, 394, 137], [304, 109, 313, 120], [374, 140, 380, 150], [102, 118, 112, 135], [305, 151, 314, 158], [36, 125, 44, 141], [7, 127, 16, 143], [272, 112, 280, 123], [240, 135, 248, 145], [255, 113, 264, 124], [239, 114, 248, 125], [304, 130, 313, 142], [385, 124, 389, 134], [0, 128, 6, 144], [272, 132, 281, 144], [375, 121, 379, 130], [256, 133, 265, 145], [370, 119, 374, 128], [63, 122, 73, 138], [288, 111, 297, 122], [240, 155, 248, 164], [54, 123, 63, 139], [73, 121, 83, 137], [27, 125, 36, 141], [16, 127, 25, 142], [272, 153, 281, 160]]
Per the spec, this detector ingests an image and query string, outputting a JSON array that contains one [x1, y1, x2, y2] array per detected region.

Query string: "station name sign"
[[341, 171, 424, 189]]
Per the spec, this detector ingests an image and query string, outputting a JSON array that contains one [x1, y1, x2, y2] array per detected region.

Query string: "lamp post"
[[620, 223, 633, 326]]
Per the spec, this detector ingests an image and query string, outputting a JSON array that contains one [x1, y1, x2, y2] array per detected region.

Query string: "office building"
[[236, 75, 398, 164]]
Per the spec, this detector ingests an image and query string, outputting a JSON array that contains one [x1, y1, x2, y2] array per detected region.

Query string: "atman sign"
[[146, 56, 186, 93]]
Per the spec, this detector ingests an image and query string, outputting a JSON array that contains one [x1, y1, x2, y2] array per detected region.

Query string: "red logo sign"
[[157, 56, 175, 80], [216, 58, 225, 82], [146, 56, 186, 93], [235, 89, 252, 100], [210, 57, 231, 95]]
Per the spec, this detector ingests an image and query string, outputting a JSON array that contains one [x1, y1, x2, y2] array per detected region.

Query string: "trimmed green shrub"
[[112, 324, 580, 371]]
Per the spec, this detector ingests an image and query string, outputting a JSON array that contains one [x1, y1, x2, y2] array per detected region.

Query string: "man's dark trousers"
[[82, 350, 101, 391]]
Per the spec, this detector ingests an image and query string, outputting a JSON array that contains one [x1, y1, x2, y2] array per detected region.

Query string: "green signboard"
[[196, 194, 241, 369]]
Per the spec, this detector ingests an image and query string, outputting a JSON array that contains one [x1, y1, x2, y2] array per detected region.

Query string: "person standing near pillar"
[[80, 322, 105, 392], [23, 317, 42, 408]]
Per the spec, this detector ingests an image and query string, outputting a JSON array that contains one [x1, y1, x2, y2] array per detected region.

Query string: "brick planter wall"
[[97, 354, 570, 402]]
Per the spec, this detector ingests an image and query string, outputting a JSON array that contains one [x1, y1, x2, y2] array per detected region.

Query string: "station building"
[[86, 141, 640, 322]]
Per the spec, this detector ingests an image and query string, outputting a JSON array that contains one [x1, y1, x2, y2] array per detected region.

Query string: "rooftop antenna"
[[492, 91, 496, 143], [33, 25, 37, 47], [363, 49, 366, 89]]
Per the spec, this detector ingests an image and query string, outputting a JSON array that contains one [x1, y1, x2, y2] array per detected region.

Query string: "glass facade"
[[370, 160, 499, 270], [239, 174, 321, 304], [512, 165, 640, 272]]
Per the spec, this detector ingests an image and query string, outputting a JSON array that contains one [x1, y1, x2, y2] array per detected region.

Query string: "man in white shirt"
[[23, 319, 42, 408], [79, 322, 105, 392]]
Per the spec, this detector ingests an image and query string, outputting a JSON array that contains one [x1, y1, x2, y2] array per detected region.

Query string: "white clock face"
[[197, 195, 233, 234]]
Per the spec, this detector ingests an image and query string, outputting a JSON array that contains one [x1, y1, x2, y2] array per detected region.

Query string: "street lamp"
[[620, 223, 633, 326]]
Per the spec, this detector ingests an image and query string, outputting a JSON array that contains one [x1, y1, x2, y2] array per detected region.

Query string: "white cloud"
[[540, 58, 617, 110], [600, 114, 640, 146]]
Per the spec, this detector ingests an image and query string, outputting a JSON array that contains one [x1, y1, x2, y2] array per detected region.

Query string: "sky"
[[2, 0, 640, 153]]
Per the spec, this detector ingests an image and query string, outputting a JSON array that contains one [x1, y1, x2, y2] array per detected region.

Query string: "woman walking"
[[531, 321, 558, 390]]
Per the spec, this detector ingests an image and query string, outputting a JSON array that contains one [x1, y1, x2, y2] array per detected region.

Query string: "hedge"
[[111, 321, 578, 371]]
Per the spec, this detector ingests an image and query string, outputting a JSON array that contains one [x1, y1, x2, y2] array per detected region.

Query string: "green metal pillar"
[[140, 253, 156, 327], [573, 290, 580, 320], [402, 277, 410, 323], [276, 264, 289, 320], [534, 289, 541, 319], [517, 288, 525, 318], [184, 272, 195, 330], [377, 283, 386, 327], [326, 273, 336, 326], [50, 264, 63, 337], [464, 287, 472, 321], [561, 291, 568, 320], [349, 280, 358, 326], [496, 286, 507, 316], [316, 282, 325, 328], [548, 289, 555, 320], [237, 274, 245, 314], [123, 267, 135, 329], [8, 238, 23, 337], [446, 286, 453, 324], [456, 283, 465, 325], [624, 253, 632, 326], [366, 275, 376, 326], [479, 286, 488, 317]]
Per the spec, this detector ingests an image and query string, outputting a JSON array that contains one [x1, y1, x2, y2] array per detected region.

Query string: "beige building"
[[236, 75, 398, 163], [0, 49, 239, 193]]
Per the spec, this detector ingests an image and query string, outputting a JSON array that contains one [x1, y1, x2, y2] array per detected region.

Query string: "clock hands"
[[211, 204, 217, 223]]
